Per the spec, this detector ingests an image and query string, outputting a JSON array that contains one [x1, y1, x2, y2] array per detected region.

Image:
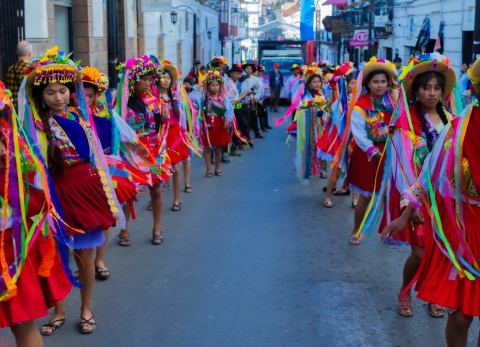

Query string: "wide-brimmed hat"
[[361, 57, 396, 86], [468, 57, 480, 84], [401, 53, 456, 100], [24, 45, 81, 89], [82, 66, 108, 92], [159, 59, 178, 84], [229, 63, 243, 73], [290, 64, 301, 72]]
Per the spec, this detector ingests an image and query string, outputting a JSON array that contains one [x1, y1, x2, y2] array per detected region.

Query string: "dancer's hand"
[[381, 215, 409, 241], [410, 210, 424, 225], [224, 120, 229, 129]]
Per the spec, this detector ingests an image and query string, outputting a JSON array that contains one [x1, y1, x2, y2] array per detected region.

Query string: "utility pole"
[[367, 0, 376, 59], [473, 0, 480, 61], [107, 0, 119, 88]]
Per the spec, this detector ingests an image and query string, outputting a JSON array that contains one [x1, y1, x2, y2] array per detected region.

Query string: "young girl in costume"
[[116, 55, 171, 246], [201, 70, 233, 177], [0, 81, 72, 347], [356, 53, 456, 317], [294, 64, 328, 181], [18, 46, 120, 334], [382, 57, 480, 347], [344, 57, 396, 245], [156, 61, 194, 212], [318, 62, 354, 207]]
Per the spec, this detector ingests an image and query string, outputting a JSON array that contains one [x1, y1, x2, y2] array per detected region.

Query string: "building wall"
[[378, 0, 475, 75]]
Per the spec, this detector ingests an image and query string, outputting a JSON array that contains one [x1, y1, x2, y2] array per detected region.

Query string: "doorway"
[[54, 5, 73, 53]]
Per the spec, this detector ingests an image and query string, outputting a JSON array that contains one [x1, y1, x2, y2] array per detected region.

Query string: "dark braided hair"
[[411, 71, 448, 151], [31, 83, 75, 175]]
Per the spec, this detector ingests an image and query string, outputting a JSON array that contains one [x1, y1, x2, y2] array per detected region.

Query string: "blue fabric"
[[300, 0, 314, 41], [53, 113, 91, 161], [93, 115, 112, 153]]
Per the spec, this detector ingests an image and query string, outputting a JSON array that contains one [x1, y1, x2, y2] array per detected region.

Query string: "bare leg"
[[324, 172, 336, 206], [204, 150, 212, 174], [94, 229, 109, 270], [74, 248, 96, 332], [214, 148, 222, 173], [401, 245, 423, 295], [350, 195, 370, 240], [172, 164, 181, 205], [446, 311, 472, 347], [183, 159, 191, 188], [40, 301, 65, 335], [11, 321, 43, 347], [150, 185, 163, 236]]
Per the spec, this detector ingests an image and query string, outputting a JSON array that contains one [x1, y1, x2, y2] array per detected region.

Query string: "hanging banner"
[[300, 0, 314, 41]]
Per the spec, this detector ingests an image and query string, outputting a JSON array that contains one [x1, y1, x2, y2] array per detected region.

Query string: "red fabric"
[[53, 162, 116, 236], [464, 107, 480, 190], [166, 123, 190, 165], [201, 116, 232, 148], [347, 141, 386, 195], [0, 232, 72, 328], [113, 176, 137, 205], [394, 106, 423, 135], [317, 123, 340, 159], [415, 198, 480, 316]]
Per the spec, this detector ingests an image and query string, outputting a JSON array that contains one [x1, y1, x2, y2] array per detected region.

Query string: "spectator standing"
[[269, 62, 283, 112], [6, 40, 32, 108]]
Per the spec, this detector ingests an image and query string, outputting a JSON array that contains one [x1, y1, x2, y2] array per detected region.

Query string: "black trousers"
[[270, 86, 281, 110], [237, 106, 252, 140]]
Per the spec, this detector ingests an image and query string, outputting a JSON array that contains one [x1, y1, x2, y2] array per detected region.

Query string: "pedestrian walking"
[[269, 62, 283, 112]]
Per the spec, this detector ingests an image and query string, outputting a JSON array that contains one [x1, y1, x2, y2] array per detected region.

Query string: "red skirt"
[[201, 116, 232, 148], [347, 142, 386, 196], [415, 199, 480, 316], [317, 123, 339, 162], [380, 185, 426, 247], [53, 162, 116, 248], [0, 232, 71, 328], [166, 123, 190, 165]]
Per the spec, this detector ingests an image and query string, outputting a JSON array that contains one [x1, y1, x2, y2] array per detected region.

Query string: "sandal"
[[40, 318, 65, 336], [319, 172, 328, 179], [171, 202, 182, 212], [151, 232, 164, 245], [398, 295, 414, 317], [351, 201, 358, 209], [147, 201, 153, 210], [184, 186, 193, 193], [428, 303, 445, 318], [79, 315, 96, 334], [322, 186, 336, 193], [348, 235, 360, 245], [118, 233, 131, 247], [205, 172, 213, 178], [323, 200, 334, 208], [334, 188, 351, 196], [214, 170, 223, 176], [95, 266, 110, 281]]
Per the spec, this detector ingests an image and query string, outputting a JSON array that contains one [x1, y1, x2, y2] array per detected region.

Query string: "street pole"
[[107, 0, 119, 88], [368, 0, 375, 59], [193, 13, 197, 65], [473, 0, 480, 62]]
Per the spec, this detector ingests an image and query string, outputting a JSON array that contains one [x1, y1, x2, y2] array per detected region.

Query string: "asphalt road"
[[1, 108, 478, 346]]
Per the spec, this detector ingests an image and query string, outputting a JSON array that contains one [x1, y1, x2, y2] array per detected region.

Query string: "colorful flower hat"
[[0, 81, 12, 111], [290, 63, 302, 72], [334, 61, 355, 78], [229, 63, 243, 73], [467, 57, 480, 85], [400, 53, 456, 100], [158, 59, 178, 85], [204, 69, 224, 85], [81, 66, 108, 92], [24, 45, 81, 88], [304, 63, 322, 84], [117, 55, 160, 93], [361, 57, 396, 86]]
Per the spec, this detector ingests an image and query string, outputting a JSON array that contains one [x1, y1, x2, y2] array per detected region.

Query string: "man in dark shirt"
[[268, 62, 283, 112], [6, 41, 32, 108]]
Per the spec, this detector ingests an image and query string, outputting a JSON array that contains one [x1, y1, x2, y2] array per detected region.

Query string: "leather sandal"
[[40, 318, 65, 336], [79, 315, 96, 334]]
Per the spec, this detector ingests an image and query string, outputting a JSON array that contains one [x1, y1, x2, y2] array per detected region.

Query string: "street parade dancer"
[[116, 55, 171, 246], [356, 53, 456, 317], [18, 46, 121, 335], [0, 80, 71, 347], [338, 57, 396, 245], [200, 70, 233, 177], [382, 57, 480, 347]]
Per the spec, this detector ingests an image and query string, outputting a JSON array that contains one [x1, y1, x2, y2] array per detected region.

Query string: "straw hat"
[[467, 57, 480, 84], [159, 59, 178, 84], [24, 45, 81, 88], [401, 53, 456, 100], [361, 57, 396, 86]]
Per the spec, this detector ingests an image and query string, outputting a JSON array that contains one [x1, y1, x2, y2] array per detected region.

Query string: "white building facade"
[[377, 0, 475, 75]]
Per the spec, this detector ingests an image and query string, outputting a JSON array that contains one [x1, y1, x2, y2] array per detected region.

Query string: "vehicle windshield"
[[261, 58, 304, 74]]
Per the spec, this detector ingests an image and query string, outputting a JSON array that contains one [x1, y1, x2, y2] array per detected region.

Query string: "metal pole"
[[107, 0, 119, 88], [193, 13, 197, 65], [473, 0, 480, 61], [368, 0, 375, 59]]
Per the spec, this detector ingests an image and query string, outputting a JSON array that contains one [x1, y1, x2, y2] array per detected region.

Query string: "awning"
[[322, 0, 347, 6]]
